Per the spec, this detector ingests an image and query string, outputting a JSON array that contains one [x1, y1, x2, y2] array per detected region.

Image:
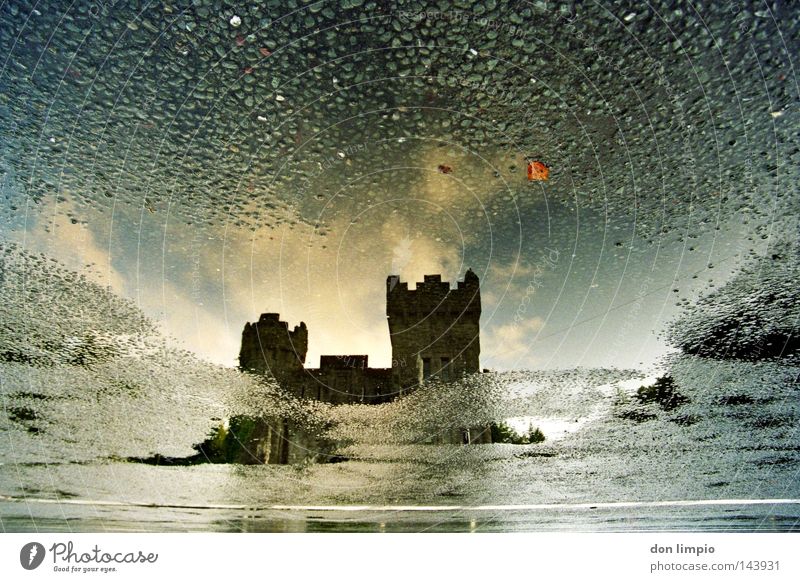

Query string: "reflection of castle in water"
[[239, 269, 482, 404]]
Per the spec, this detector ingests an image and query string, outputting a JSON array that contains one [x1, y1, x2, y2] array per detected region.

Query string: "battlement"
[[386, 269, 481, 318], [253, 312, 306, 333], [257, 312, 287, 328]]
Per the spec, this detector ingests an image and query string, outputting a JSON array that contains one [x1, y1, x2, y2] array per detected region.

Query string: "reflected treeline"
[[667, 237, 800, 361]]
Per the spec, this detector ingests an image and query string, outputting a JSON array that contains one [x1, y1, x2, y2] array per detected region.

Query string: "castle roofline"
[[386, 268, 479, 292], [319, 355, 369, 369], [250, 312, 306, 332]]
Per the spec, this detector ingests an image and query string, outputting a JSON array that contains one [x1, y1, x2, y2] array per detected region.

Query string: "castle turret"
[[386, 268, 481, 391], [238, 313, 308, 380]]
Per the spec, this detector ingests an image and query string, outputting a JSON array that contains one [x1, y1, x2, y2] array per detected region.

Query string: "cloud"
[[218, 213, 464, 369], [139, 279, 241, 367], [482, 316, 546, 370], [171, 142, 530, 369], [14, 141, 539, 371], [19, 201, 126, 293], [16, 200, 241, 367]]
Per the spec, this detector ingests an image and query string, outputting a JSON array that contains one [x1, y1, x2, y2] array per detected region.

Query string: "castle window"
[[440, 357, 451, 382], [422, 357, 431, 380]]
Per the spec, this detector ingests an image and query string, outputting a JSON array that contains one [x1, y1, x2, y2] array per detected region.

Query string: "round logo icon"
[[20, 542, 46, 570]]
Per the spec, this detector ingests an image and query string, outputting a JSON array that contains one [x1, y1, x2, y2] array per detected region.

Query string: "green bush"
[[490, 421, 545, 444], [527, 426, 546, 443], [635, 375, 687, 411]]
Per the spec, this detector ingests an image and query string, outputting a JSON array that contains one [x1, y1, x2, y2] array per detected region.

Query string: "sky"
[[1, 1, 796, 372]]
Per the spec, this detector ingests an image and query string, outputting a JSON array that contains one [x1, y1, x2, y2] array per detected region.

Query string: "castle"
[[235, 269, 490, 462]]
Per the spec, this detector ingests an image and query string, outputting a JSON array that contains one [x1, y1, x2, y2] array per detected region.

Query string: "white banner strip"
[[1, 533, 799, 581]]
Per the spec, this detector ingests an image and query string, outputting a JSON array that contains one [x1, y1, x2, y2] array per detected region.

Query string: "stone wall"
[[238, 313, 307, 380], [386, 269, 481, 391], [234, 269, 489, 463], [293, 356, 394, 404]]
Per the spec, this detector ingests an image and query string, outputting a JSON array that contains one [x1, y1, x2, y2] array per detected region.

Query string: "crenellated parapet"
[[386, 269, 481, 390], [386, 270, 481, 321]]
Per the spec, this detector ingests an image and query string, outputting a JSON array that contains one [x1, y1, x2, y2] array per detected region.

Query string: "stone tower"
[[238, 313, 308, 380], [386, 268, 481, 391]]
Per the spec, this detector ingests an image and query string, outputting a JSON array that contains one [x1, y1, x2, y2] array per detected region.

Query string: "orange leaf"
[[527, 160, 549, 181]]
